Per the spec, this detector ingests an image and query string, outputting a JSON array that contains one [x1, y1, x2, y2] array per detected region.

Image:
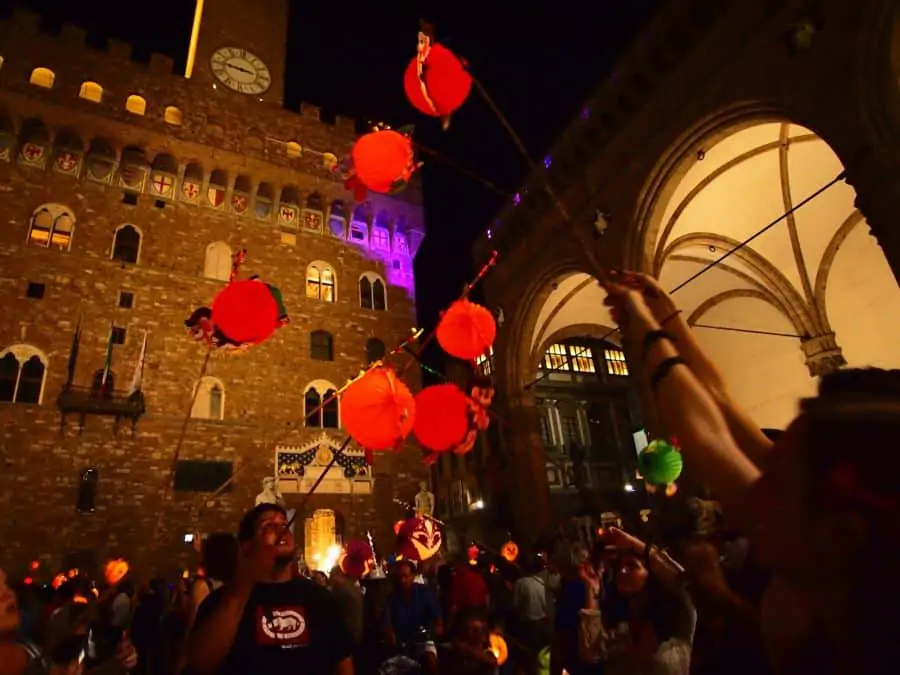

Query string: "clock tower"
[[186, 0, 288, 107]]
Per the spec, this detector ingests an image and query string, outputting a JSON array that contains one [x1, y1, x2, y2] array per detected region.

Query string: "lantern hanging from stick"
[[436, 299, 497, 361], [104, 559, 129, 586], [500, 540, 519, 563], [404, 33, 472, 126], [398, 516, 443, 562], [351, 129, 420, 195], [637, 439, 684, 496], [341, 367, 416, 451], [413, 384, 470, 452], [187, 279, 289, 351]]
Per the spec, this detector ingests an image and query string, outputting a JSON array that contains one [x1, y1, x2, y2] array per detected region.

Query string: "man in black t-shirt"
[[187, 504, 354, 674]]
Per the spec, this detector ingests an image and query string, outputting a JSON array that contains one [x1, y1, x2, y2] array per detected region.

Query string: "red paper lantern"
[[211, 279, 280, 345], [436, 299, 497, 360], [413, 384, 469, 452], [404, 44, 472, 118], [398, 516, 443, 561], [352, 130, 415, 194], [341, 367, 415, 450]]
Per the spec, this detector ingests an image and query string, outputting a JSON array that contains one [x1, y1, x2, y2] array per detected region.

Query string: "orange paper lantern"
[[436, 300, 497, 360], [413, 384, 469, 452], [501, 540, 519, 563], [104, 558, 129, 586], [52, 574, 66, 590], [404, 44, 472, 118], [393, 520, 405, 536], [352, 130, 415, 194], [489, 633, 509, 666], [342, 367, 415, 450], [211, 279, 280, 346]]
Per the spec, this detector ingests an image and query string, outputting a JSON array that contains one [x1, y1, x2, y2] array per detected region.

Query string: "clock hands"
[[226, 62, 254, 76]]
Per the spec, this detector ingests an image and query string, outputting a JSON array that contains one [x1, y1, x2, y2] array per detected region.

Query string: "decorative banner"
[[207, 185, 226, 209], [279, 204, 298, 228], [254, 198, 272, 220], [86, 155, 115, 184], [53, 150, 81, 176], [181, 179, 201, 203], [119, 164, 147, 192], [302, 209, 323, 233], [18, 142, 47, 168], [231, 192, 249, 216], [150, 172, 175, 199]]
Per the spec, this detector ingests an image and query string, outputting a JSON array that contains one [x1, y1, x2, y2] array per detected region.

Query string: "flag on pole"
[[129, 331, 148, 395], [65, 317, 82, 387], [100, 325, 115, 394]]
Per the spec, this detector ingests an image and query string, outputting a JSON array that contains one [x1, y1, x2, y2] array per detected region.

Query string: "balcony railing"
[[57, 385, 146, 434]]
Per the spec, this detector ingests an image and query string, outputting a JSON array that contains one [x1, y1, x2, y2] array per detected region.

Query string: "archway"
[[636, 120, 900, 428]]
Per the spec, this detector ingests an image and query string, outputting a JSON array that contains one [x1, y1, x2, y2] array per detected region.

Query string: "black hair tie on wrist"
[[642, 330, 673, 359], [650, 356, 687, 390]]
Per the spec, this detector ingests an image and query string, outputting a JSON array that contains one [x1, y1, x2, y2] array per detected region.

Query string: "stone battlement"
[[0, 8, 360, 156]]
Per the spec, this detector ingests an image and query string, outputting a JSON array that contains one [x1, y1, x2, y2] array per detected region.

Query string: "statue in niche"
[[255, 476, 285, 507], [415, 481, 435, 517]]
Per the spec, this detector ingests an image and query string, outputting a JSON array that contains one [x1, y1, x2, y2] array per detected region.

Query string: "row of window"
[[25, 205, 392, 312], [0, 335, 389, 406], [542, 343, 629, 377], [21, 66, 342, 169]]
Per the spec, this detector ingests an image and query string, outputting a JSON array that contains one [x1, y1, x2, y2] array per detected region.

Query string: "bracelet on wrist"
[[642, 330, 673, 359], [650, 356, 687, 390]]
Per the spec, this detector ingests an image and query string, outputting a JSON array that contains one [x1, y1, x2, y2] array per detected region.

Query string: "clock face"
[[210, 47, 272, 95]]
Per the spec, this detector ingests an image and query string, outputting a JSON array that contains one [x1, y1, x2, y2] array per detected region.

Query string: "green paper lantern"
[[638, 439, 684, 486], [537, 646, 551, 675]]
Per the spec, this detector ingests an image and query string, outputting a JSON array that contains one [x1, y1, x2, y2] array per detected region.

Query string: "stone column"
[[504, 396, 553, 545], [843, 150, 900, 284], [801, 332, 846, 376]]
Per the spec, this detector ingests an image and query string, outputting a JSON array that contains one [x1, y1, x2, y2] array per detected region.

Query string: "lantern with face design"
[[398, 516, 443, 562], [501, 540, 519, 563]]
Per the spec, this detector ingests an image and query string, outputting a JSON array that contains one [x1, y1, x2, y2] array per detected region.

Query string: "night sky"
[[4, 0, 658, 362]]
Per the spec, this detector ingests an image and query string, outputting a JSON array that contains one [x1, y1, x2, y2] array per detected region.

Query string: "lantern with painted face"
[[501, 540, 519, 563], [104, 558, 129, 586], [398, 516, 443, 562]]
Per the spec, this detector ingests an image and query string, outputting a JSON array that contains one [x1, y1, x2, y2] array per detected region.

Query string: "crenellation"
[[335, 115, 357, 134], [300, 102, 321, 121], [106, 38, 133, 61], [59, 23, 88, 45], [147, 53, 176, 76], [9, 8, 40, 33]]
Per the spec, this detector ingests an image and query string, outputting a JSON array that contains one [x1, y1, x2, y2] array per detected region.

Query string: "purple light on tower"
[[513, 192, 521, 206], [543, 155, 552, 169]]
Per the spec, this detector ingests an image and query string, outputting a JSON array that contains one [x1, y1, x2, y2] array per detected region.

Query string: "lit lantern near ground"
[[351, 130, 416, 194], [342, 367, 415, 450], [210, 279, 283, 346], [489, 633, 508, 666], [436, 299, 497, 360], [393, 520, 406, 536], [404, 43, 472, 119], [52, 574, 66, 590], [501, 540, 519, 563], [413, 384, 469, 452], [104, 559, 129, 586]]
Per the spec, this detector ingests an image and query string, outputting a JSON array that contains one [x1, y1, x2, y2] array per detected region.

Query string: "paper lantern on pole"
[[398, 516, 443, 561], [340, 540, 374, 580], [500, 540, 519, 563], [638, 439, 684, 496], [209, 279, 283, 346], [104, 559, 129, 586], [436, 299, 497, 360], [489, 633, 509, 666], [352, 130, 416, 194], [341, 367, 415, 451], [413, 384, 469, 452], [404, 44, 472, 119]]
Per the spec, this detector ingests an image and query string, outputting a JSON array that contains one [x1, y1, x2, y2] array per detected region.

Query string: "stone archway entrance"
[[635, 120, 900, 428]]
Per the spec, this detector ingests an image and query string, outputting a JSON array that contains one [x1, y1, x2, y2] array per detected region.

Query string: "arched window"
[[359, 273, 387, 311], [78, 81, 103, 103], [76, 468, 99, 513], [191, 376, 225, 420], [0, 345, 48, 404], [29, 67, 55, 88], [366, 338, 386, 364], [204, 242, 232, 281], [163, 106, 183, 125], [125, 95, 147, 116], [111, 225, 141, 264], [28, 203, 75, 251], [311, 331, 334, 361], [306, 263, 336, 302], [304, 381, 340, 428]]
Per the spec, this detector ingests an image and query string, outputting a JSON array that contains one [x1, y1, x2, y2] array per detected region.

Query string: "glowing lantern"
[[404, 43, 472, 120], [467, 545, 479, 565], [342, 367, 415, 450], [29, 561, 39, 571], [436, 300, 497, 361], [52, 574, 66, 590], [501, 541, 519, 563], [488, 633, 509, 666], [638, 439, 684, 496], [352, 130, 416, 194], [393, 520, 405, 536], [23, 577, 33, 585], [73, 594, 89, 605], [66, 568, 79, 579], [537, 646, 551, 675], [341, 540, 375, 579], [398, 516, 443, 561], [104, 559, 129, 586], [413, 384, 469, 452], [210, 279, 283, 346]]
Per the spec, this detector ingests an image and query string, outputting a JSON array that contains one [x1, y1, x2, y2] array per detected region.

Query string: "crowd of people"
[[1, 270, 897, 675]]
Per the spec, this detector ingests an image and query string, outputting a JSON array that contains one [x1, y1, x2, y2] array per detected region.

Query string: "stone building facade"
[[0, 1, 428, 575], [472, 0, 900, 541]]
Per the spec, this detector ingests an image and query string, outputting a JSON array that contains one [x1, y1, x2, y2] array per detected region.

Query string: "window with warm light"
[[28, 204, 75, 251], [191, 377, 225, 420], [204, 242, 232, 281], [605, 349, 629, 377], [475, 347, 494, 376], [543, 344, 569, 371], [163, 106, 183, 125], [304, 509, 341, 569], [306, 264, 336, 302], [125, 94, 147, 116], [571, 346, 596, 373], [79, 81, 103, 102], [29, 67, 55, 88]]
